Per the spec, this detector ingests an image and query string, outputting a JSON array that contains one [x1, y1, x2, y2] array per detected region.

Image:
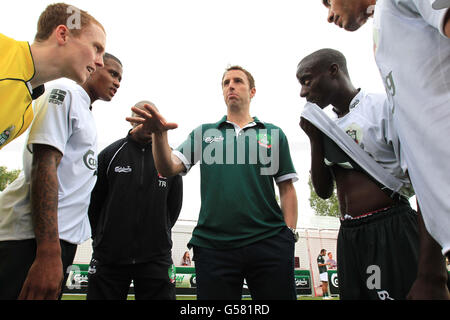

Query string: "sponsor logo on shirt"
[[204, 136, 224, 144], [48, 89, 67, 105], [83, 150, 97, 171], [0, 126, 14, 147], [115, 166, 132, 173]]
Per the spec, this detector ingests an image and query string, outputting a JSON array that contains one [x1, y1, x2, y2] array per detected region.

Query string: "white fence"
[[74, 216, 340, 296]]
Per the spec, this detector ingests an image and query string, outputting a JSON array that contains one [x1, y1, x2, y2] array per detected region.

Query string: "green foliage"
[[0, 166, 21, 191], [308, 176, 340, 217]]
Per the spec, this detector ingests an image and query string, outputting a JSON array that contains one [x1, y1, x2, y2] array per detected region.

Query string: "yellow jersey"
[[0, 33, 44, 150]]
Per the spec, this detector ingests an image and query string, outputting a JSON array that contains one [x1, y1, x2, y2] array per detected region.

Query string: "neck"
[[226, 104, 253, 128], [81, 83, 98, 104], [331, 80, 359, 118], [29, 42, 64, 88], [130, 130, 152, 145]]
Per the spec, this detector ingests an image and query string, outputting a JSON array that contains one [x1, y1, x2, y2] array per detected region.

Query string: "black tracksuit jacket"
[[88, 134, 183, 265]]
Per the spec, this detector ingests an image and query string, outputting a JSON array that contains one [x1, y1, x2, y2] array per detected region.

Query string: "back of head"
[[299, 48, 350, 77], [103, 52, 123, 67], [34, 3, 105, 42], [130, 101, 158, 132]]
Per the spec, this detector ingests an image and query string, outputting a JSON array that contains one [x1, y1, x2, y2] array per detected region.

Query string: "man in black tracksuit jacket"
[[86, 102, 183, 300]]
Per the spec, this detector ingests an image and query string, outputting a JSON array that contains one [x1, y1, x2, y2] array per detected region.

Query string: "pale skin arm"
[[278, 180, 298, 229], [126, 104, 183, 177], [19, 144, 63, 300]]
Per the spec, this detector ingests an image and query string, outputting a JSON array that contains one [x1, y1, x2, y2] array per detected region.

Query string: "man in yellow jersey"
[[0, 3, 106, 150]]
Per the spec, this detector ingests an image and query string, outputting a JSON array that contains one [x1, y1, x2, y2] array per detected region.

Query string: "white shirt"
[[374, 0, 450, 254], [0, 79, 97, 244], [333, 90, 413, 197]]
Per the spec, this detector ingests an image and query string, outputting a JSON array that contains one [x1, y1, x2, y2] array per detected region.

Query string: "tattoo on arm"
[[30, 144, 63, 244]]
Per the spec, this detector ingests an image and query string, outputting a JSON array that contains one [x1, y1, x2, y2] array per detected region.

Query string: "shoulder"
[[0, 33, 34, 81], [260, 121, 288, 137], [363, 92, 387, 106], [99, 138, 128, 158], [40, 80, 78, 103], [41, 79, 90, 110], [357, 92, 389, 118]]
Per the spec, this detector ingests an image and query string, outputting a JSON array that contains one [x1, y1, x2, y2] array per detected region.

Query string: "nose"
[[95, 53, 104, 68], [300, 86, 309, 98], [327, 8, 335, 23], [113, 79, 121, 89]]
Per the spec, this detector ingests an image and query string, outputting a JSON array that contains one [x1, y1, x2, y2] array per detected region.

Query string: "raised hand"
[[126, 104, 178, 135]]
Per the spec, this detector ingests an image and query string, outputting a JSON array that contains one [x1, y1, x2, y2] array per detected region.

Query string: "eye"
[[322, 0, 331, 7]]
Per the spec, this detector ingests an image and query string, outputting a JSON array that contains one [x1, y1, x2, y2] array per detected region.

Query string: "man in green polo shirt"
[[128, 65, 299, 300]]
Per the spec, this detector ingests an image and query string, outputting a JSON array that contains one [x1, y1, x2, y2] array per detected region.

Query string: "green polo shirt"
[[175, 116, 297, 249]]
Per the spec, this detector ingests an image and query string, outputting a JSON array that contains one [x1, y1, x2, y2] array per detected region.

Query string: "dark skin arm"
[[445, 9, 450, 38], [300, 117, 334, 199], [407, 201, 450, 300], [18, 144, 63, 300]]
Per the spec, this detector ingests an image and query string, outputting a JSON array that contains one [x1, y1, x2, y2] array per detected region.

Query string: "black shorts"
[[337, 204, 419, 300], [0, 239, 77, 300]]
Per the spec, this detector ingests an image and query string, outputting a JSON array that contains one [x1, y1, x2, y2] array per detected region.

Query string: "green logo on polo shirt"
[[257, 133, 272, 149]]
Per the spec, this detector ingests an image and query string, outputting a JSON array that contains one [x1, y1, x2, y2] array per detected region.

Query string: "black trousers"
[[337, 204, 419, 300], [0, 239, 77, 300], [86, 259, 176, 300], [192, 227, 297, 300]]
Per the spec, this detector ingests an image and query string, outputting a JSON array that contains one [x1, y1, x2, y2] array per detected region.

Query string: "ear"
[[329, 63, 339, 78], [250, 87, 256, 99], [54, 25, 70, 45]]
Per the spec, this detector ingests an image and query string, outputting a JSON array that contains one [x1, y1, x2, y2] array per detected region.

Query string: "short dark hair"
[[299, 48, 350, 77], [222, 65, 255, 89], [104, 52, 122, 66]]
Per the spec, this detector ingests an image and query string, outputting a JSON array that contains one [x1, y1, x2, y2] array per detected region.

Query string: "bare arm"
[[300, 117, 334, 199], [444, 8, 450, 37], [278, 180, 298, 229], [152, 131, 185, 177], [18, 144, 63, 300]]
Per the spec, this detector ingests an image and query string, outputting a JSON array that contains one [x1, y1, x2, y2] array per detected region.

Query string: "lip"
[[110, 88, 117, 96], [306, 97, 315, 104], [87, 66, 96, 74]]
